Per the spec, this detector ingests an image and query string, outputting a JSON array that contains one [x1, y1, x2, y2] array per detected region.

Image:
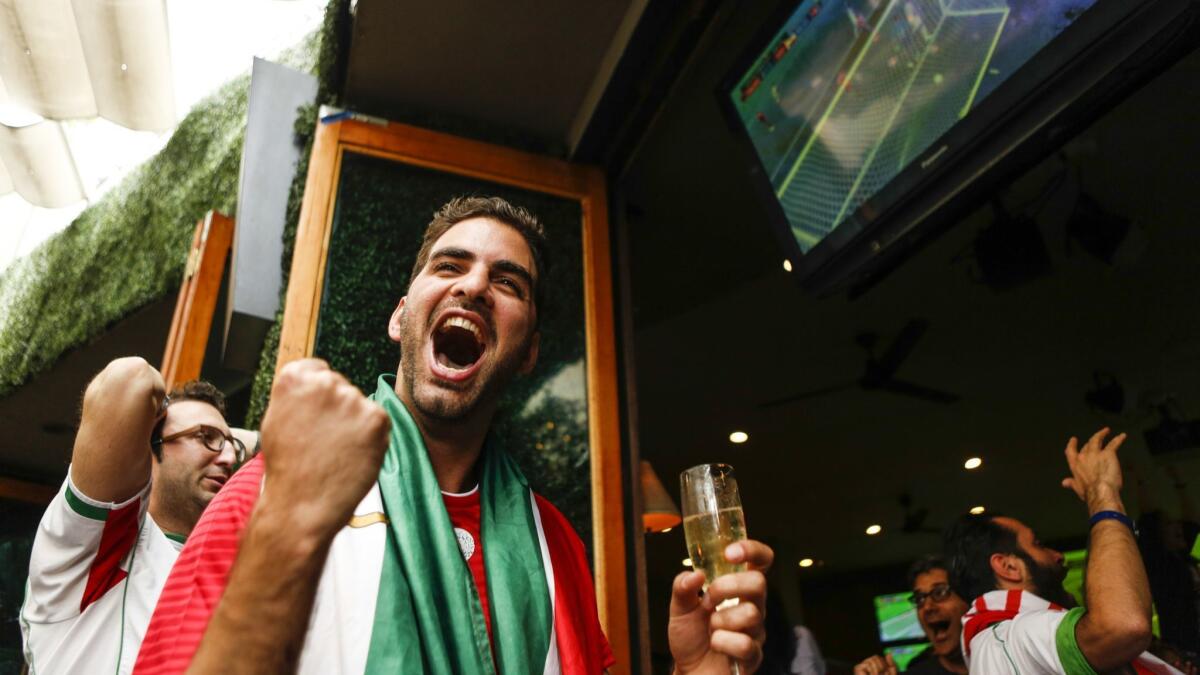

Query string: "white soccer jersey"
[[963, 590, 1183, 675], [20, 470, 183, 675]]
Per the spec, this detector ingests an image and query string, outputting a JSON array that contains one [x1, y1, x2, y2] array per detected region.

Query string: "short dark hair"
[[407, 196, 550, 323], [907, 554, 949, 589], [944, 513, 1023, 603], [150, 380, 226, 461]]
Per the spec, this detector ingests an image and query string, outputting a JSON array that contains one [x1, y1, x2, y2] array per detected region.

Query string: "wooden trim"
[[161, 211, 235, 388], [277, 121, 343, 369], [0, 476, 57, 504], [276, 117, 630, 672], [580, 169, 629, 663]]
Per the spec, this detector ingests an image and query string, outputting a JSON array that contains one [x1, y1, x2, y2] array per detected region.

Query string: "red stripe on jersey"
[[80, 497, 141, 612], [133, 455, 264, 675], [1005, 589, 1022, 613], [534, 493, 615, 674], [443, 490, 492, 643]]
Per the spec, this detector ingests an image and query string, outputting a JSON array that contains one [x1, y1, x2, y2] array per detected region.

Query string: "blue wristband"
[[1089, 510, 1137, 535]]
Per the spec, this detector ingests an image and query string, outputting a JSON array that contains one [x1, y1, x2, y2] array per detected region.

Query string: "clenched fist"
[[258, 359, 390, 536]]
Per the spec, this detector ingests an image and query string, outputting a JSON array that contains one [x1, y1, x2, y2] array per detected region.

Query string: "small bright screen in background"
[[727, 0, 1099, 254], [874, 591, 924, 642], [885, 643, 932, 671]]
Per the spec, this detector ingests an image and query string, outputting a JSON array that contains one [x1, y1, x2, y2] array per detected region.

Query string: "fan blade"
[[759, 382, 856, 408], [876, 319, 930, 375], [877, 378, 960, 404]]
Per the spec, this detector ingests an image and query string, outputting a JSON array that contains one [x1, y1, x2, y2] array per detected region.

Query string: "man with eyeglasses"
[[854, 555, 968, 675], [20, 357, 250, 675]]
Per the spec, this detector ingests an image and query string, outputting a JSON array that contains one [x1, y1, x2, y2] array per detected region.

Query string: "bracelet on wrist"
[[1090, 510, 1138, 536]]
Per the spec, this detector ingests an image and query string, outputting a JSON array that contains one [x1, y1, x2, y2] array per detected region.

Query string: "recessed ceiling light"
[[729, 431, 749, 444], [970, 506, 986, 515], [682, 558, 693, 567], [799, 558, 814, 568], [783, 260, 793, 272], [866, 524, 882, 535], [964, 457, 983, 470]]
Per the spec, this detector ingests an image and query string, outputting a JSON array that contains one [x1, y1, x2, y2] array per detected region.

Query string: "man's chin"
[[412, 386, 482, 422]]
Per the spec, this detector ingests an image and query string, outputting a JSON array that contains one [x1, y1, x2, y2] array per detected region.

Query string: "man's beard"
[[1022, 552, 1075, 608], [399, 303, 531, 422]]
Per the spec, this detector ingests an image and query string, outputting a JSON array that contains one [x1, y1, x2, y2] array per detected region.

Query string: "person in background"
[[19, 358, 248, 675], [945, 428, 1182, 674], [854, 555, 967, 675], [1134, 464, 1200, 658], [758, 590, 826, 675]]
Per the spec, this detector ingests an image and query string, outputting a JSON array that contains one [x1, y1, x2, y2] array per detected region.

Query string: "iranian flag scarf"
[[364, 375, 553, 674]]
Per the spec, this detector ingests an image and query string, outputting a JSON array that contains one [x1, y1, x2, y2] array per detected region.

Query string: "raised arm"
[[71, 357, 166, 501], [1061, 428, 1153, 671], [186, 359, 389, 675]]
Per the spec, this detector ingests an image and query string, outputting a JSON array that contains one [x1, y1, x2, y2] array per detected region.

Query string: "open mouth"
[[926, 619, 952, 642], [429, 313, 487, 381]]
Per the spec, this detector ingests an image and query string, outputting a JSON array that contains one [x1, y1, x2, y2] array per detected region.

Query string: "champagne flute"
[[680, 463, 747, 675]]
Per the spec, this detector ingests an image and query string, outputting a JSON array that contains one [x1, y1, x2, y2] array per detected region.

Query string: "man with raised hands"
[[20, 358, 246, 675], [945, 428, 1180, 674], [134, 196, 772, 674]]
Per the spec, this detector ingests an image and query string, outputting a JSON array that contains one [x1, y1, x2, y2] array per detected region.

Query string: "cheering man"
[[20, 358, 245, 674], [945, 428, 1181, 674], [854, 555, 967, 675], [135, 197, 772, 674]]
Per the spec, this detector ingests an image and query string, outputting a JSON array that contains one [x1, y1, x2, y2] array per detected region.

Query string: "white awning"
[[0, 0, 174, 131], [0, 0, 324, 273], [0, 118, 86, 208]]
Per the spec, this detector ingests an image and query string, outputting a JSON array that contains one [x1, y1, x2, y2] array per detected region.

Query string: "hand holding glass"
[[680, 463, 748, 674]]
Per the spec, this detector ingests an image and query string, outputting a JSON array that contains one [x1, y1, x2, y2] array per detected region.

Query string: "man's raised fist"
[[259, 359, 390, 535]]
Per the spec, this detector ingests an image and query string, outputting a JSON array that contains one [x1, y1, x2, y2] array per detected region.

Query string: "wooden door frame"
[[161, 211, 235, 389], [275, 117, 629, 671]]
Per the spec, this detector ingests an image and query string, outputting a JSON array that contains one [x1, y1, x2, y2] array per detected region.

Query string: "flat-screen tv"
[[886, 643, 933, 671], [874, 590, 925, 642], [720, 0, 1200, 294]]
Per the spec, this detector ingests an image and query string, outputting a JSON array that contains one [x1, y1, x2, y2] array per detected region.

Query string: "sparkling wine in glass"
[[680, 463, 747, 674]]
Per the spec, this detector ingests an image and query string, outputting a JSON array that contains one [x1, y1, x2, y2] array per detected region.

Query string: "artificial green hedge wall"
[[0, 75, 249, 396]]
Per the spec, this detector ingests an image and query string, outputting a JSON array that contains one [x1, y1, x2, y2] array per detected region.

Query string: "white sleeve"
[[21, 469, 150, 624]]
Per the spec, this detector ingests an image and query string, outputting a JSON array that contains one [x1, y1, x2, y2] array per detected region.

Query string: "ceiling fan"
[[899, 493, 941, 535], [761, 318, 961, 408]]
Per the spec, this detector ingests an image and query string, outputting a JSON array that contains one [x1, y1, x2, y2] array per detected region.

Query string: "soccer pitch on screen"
[[730, 0, 1096, 254], [874, 591, 925, 642]]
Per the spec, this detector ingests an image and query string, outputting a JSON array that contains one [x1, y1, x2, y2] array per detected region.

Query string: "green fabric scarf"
[[364, 375, 552, 674]]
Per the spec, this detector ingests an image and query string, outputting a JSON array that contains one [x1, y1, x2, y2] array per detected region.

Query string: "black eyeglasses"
[[152, 424, 246, 464], [910, 584, 954, 606]]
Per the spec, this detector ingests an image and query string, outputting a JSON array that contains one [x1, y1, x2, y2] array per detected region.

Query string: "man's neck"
[[395, 380, 494, 494], [422, 430, 484, 493], [147, 493, 195, 539], [939, 653, 968, 674]]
